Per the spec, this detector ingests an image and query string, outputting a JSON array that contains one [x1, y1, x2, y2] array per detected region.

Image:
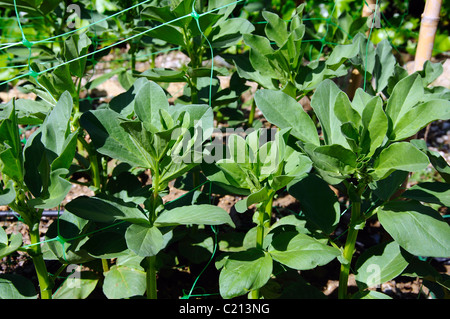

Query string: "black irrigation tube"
[[0, 210, 64, 217]]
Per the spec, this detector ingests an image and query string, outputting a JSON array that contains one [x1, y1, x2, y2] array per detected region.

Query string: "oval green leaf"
[[219, 248, 273, 299], [378, 200, 450, 257], [268, 232, 340, 270]]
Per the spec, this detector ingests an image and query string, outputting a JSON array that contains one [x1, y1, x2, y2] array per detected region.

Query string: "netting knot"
[[22, 38, 33, 48], [191, 9, 200, 20], [28, 69, 39, 78], [56, 235, 68, 245]]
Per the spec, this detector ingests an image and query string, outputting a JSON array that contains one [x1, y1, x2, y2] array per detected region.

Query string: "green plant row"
[[0, 0, 449, 300]]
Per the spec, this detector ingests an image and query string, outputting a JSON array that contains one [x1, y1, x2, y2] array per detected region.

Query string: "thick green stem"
[[250, 192, 274, 299], [256, 193, 273, 250], [248, 98, 256, 127], [190, 77, 199, 104], [146, 256, 158, 299], [78, 136, 101, 191], [338, 200, 361, 299], [248, 289, 260, 299], [145, 166, 160, 299], [101, 259, 109, 273], [29, 224, 52, 299], [255, 205, 266, 250]]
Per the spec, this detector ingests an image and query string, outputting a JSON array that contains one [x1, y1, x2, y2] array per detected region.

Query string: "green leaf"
[[385, 73, 424, 130], [0, 180, 16, 206], [109, 77, 148, 115], [232, 51, 278, 90], [355, 241, 409, 289], [22, 129, 45, 197], [34, 63, 76, 100], [0, 274, 37, 299], [50, 130, 79, 171], [6, 98, 50, 125], [371, 142, 430, 180], [102, 265, 146, 299], [118, 120, 159, 167], [302, 143, 357, 178], [81, 231, 129, 259], [86, 67, 126, 90], [155, 204, 235, 228], [210, 18, 255, 48], [0, 231, 22, 259], [340, 122, 360, 153], [139, 24, 185, 46], [80, 109, 151, 169], [134, 80, 170, 133], [326, 33, 363, 70], [65, 195, 149, 225], [310, 79, 349, 148], [41, 91, 73, 155], [254, 89, 319, 145], [226, 133, 251, 167], [235, 186, 270, 213], [373, 39, 396, 93], [287, 174, 340, 234], [370, 170, 409, 201], [360, 96, 388, 156], [334, 91, 361, 127], [0, 101, 23, 182], [390, 99, 450, 141], [141, 4, 177, 24], [140, 68, 187, 83], [62, 33, 91, 78], [268, 232, 340, 270], [378, 200, 450, 257], [219, 248, 273, 299], [351, 88, 374, 115], [169, 103, 214, 139], [201, 162, 250, 196], [402, 182, 450, 207], [262, 11, 289, 47], [43, 211, 94, 264], [53, 271, 99, 299], [125, 224, 164, 257], [411, 139, 450, 183], [28, 168, 72, 209], [418, 60, 444, 86], [0, 226, 6, 245]]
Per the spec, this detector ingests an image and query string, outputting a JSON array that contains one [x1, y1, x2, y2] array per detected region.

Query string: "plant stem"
[[101, 259, 109, 273], [78, 135, 102, 191], [248, 289, 260, 299], [248, 97, 256, 127], [250, 192, 274, 299], [29, 223, 52, 299], [338, 200, 361, 299], [146, 166, 160, 299], [146, 255, 158, 299], [256, 193, 274, 249], [255, 204, 266, 250]]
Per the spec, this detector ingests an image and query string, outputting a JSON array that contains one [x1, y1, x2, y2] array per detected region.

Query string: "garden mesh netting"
[[0, 0, 449, 301]]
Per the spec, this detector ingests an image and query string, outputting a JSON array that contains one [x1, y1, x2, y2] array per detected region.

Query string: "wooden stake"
[[414, 0, 442, 72]]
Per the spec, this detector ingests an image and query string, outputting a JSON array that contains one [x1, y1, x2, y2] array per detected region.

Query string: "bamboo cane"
[[414, 0, 442, 72], [395, 0, 443, 200]]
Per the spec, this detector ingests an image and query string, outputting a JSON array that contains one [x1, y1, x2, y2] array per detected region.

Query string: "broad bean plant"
[[0, 0, 449, 300]]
